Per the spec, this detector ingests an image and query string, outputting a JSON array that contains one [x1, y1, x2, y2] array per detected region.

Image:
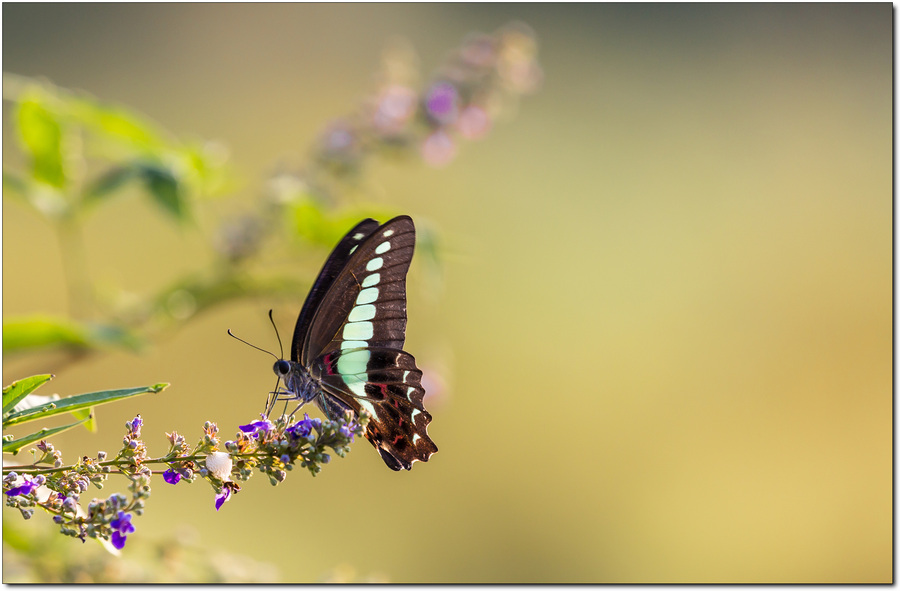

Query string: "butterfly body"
[[273, 360, 318, 405], [272, 216, 437, 471]]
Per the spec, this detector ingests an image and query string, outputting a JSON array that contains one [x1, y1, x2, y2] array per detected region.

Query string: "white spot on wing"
[[348, 304, 377, 322], [383, 229, 395, 237], [356, 287, 378, 305], [337, 350, 370, 377], [342, 321, 373, 341], [366, 257, 384, 272], [375, 241, 391, 254], [361, 273, 380, 288], [353, 233, 365, 240]]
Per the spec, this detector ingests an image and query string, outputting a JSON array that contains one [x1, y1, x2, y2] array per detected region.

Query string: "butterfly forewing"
[[292, 218, 380, 364], [301, 216, 415, 365]]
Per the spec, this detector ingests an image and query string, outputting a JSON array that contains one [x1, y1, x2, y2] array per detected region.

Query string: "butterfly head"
[[273, 359, 291, 379]]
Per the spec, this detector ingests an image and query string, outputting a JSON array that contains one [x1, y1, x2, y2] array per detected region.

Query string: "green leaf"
[[87, 106, 163, 150], [17, 94, 66, 188], [139, 164, 189, 222], [3, 416, 91, 455], [4, 383, 168, 427], [3, 316, 89, 352], [71, 408, 97, 433], [3, 315, 144, 354], [82, 165, 138, 203], [2, 374, 54, 416]]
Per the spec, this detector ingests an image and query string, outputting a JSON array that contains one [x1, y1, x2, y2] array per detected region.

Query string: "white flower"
[[205, 452, 233, 481]]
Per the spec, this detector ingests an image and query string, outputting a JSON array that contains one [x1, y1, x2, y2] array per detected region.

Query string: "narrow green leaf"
[[3, 316, 89, 352], [69, 97, 167, 153], [2, 374, 54, 416], [17, 95, 66, 188], [3, 315, 144, 354], [3, 416, 90, 455], [4, 383, 168, 427]]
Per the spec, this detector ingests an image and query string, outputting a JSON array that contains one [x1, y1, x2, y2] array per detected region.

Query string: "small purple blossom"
[[339, 422, 356, 441], [5, 474, 45, 497], [425, 81, 460, 124], [163, 469, 182, 485], [130, 415, 142, 437], [286, 414, 315, 439], [62, 496, 78, 513], [109, 511, 135, 550], [239, 420, 273, 438], [214, 483, 241, 511]]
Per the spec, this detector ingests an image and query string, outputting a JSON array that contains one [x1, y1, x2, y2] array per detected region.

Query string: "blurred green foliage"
[[2, 72, 420, 360]]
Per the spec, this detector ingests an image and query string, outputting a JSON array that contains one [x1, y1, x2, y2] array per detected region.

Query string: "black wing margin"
[[291, 218, 380, 363]]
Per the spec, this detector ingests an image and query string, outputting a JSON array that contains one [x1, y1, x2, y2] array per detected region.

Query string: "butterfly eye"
[[273, 360, 291, 377]]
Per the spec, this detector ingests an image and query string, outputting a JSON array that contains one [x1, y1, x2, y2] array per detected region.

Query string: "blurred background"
[[2, 3, 891, 583]]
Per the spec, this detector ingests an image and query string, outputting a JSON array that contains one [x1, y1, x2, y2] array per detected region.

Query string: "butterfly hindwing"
[[292, 218, 381, 365], [312, 347, 437, 471]]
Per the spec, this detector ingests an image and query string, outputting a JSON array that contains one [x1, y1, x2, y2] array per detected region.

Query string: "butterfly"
[[271, 215, 438, 471]]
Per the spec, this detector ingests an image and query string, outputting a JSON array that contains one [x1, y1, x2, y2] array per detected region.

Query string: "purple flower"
[[62, 496, 78, 513], [109, 511, 135, 550], [425, 81, 460, 125], [163, 469, 181, 485], [238, 420, 273, 438], [286, 414, 315, 439], [215, 487, 231, 511], [130, 415, 142, 437], [339, 422, 356, 441], [5, 474, 44, 497]]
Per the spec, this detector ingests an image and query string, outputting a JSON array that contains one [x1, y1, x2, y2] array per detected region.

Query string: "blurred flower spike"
[[303, 21, 541, 175]]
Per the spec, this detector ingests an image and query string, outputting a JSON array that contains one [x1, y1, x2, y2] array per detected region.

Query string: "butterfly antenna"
[[268, 309, 285, 360], [227, 329, 278, 360]]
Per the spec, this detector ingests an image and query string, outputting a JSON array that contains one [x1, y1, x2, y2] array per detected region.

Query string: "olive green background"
[[3, 3, 891, 583]]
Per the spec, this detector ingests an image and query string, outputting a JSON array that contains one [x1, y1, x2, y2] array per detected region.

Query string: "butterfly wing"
[[301, 216, 416, 365], [291, 218, 380, 364], [312, 348, 438, 471], [299, 215, 437, 470]]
